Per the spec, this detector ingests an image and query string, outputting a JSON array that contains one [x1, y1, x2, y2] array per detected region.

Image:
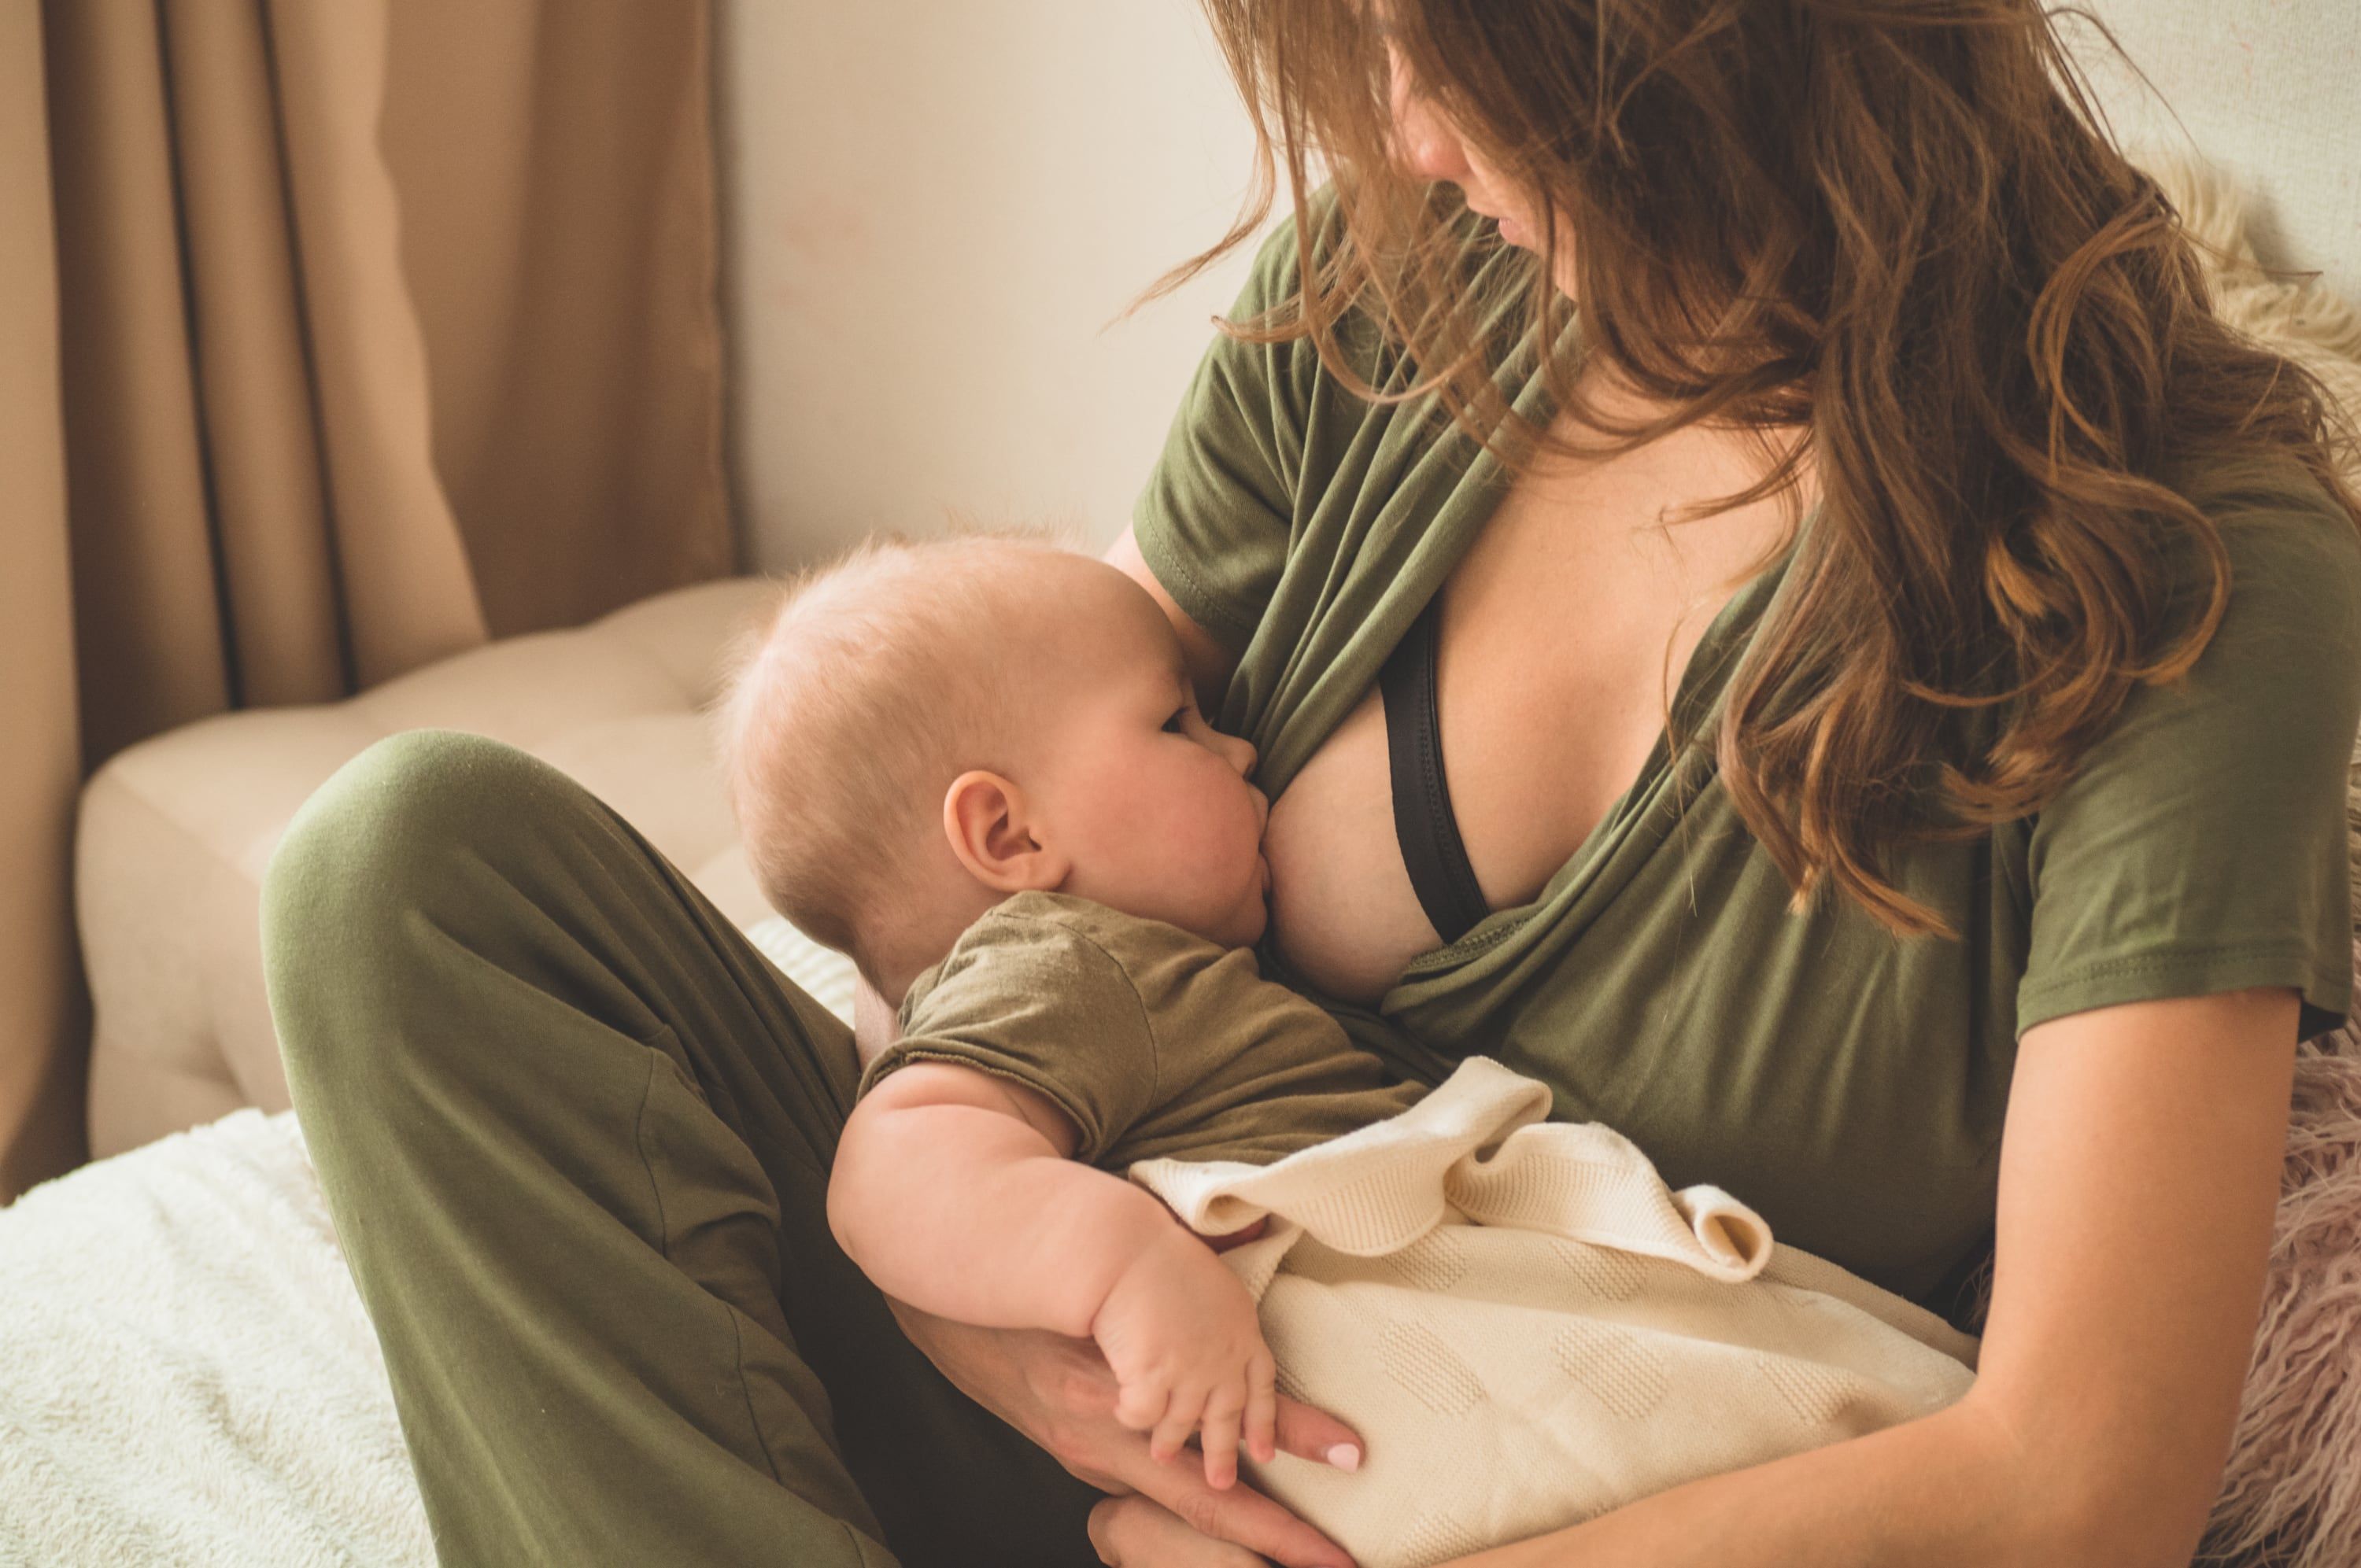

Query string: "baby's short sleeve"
[[2017, 480, 2361, 1041], [861, 909, 1159, 1164]]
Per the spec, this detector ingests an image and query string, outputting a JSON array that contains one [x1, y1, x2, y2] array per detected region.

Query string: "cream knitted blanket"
[[1129, 1056, 1982, 1568]]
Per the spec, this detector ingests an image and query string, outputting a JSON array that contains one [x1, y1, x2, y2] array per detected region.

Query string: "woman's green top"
[[1130, 197, 2361, 1326]]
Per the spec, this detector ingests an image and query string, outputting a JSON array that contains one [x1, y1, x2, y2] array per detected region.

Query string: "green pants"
[[261, 729, 1102, 1566]]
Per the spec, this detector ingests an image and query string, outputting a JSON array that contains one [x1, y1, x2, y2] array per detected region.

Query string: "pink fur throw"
[[1954, 1027, 2361, 1567], [2201, 1031, 2361, 1566], [2135, 153, 2361, 1568]]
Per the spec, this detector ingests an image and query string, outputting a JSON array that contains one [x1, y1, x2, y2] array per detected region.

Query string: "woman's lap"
[[261, 729, 1099, 1567]]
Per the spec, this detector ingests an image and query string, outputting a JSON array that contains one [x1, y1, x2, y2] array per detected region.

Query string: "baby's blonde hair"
[[713, 530, 1069, 972]]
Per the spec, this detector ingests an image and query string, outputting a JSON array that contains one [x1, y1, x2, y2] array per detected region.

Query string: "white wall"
[[717, 2, 2361, 572], [717, 0, 1269, 571], [2070, 1, 2359, 301]]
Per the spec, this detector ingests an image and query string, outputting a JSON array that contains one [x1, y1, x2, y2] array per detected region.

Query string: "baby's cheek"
[[1166, 816, 1243, 910], [1140, 798, 1226, 884]]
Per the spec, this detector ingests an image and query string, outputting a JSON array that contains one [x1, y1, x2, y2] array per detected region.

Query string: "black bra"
[[1379, 599, 1493, 945]]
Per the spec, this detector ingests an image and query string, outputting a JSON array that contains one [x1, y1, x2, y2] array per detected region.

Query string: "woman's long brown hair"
[[1142, 0, 2360, 938]]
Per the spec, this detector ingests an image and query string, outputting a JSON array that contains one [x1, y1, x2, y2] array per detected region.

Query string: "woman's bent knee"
[[264, 729, 587, 943], [262, 730, 588, 1081]]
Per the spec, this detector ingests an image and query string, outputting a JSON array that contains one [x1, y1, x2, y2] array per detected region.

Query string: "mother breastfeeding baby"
[[722, 533, 1980, 1568], [264, 1, 2361, 1565]]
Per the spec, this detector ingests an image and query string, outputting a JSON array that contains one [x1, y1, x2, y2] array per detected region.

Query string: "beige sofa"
[[73, 577, 776, 1161]]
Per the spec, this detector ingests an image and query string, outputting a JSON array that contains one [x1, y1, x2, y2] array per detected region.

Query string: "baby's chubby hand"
[[1090, 1224, 1280, 1490]]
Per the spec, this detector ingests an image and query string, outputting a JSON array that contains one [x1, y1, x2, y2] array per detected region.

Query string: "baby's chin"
[[1226, 856, 1274, 949], [1232, 895, 1270, 950], [1166, 879, 1270, 953], [1090, 855, 1269, 950]]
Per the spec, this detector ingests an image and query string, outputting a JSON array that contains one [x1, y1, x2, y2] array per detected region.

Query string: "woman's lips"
[[1496, 213, 1531, 247]]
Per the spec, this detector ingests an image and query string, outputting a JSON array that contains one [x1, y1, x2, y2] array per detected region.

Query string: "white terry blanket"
[[0, 1109, 432, 1568], [1130, 1056, 1982, 1568]]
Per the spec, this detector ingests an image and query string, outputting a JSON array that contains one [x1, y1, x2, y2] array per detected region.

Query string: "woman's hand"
[[1088, 1495, 1276, 1566], [885, 1294, 1361, 1568]]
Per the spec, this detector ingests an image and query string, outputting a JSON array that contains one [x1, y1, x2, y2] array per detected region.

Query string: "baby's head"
[[716, 533, 1270, 1002]]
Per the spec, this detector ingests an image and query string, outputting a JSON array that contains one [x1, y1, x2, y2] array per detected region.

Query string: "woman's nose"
[[1387, 48, 1471, 183]]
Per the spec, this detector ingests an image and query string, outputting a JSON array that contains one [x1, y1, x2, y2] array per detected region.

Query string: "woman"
[[264, 2, 2361, 1565]]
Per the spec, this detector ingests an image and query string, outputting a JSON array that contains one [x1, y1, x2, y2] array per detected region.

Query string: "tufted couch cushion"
[[74, 577, 778, 1161]]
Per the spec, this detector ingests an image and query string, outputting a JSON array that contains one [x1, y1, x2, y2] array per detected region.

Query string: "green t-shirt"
[[1131, 195, 2361, 1322], [864, 891, 1424, 1168]]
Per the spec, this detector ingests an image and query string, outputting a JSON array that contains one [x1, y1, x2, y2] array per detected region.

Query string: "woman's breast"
[[1261, 659, 1635, 1002], [1261, 407, 1811, 1005], [1261, 686, 1439, 1003], [1259, 559, 1710, 1003]]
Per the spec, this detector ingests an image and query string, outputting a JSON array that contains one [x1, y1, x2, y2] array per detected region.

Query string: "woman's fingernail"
[[1325, 1443, 1362, 1472]]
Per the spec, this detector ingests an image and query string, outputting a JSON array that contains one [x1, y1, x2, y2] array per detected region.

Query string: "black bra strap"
[[1379, 600, 1493, 945]]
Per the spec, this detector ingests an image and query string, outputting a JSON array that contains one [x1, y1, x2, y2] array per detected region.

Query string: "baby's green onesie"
[[863, 891, 1423, 1169]]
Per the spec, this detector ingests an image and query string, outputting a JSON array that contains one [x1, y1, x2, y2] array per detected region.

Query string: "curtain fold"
[[0, 0, 87, 1202], [2, 0, 731, 1199], [383, 0, 733, 636]]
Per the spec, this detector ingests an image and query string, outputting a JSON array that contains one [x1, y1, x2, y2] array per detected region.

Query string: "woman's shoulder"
[[1225, 183, 1514, 400], [1132, 186, 1489, 649], [2012, 453, 2361, 1041], [2189, 451, 2359, 543], [2185, 456, 2361, 677], [1221, 186, 1389, 409], [2062, 452, 2361, 759]]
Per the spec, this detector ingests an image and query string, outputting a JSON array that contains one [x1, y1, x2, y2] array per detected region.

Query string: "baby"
[[717, 530, 1387, 1488], [715, 532, 1978, 1559]]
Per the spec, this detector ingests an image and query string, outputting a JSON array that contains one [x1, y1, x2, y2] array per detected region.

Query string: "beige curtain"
[[0, 0, 732, 1201]]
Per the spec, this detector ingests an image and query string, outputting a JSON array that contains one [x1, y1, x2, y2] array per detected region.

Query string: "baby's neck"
[[864, 881, 1011, 1018]]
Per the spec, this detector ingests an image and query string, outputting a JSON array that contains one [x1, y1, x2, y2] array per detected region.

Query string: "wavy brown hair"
[[1144, 0, 2361, 938]]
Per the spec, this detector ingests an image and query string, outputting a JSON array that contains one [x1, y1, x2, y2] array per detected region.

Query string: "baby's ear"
[[942, 770, 1070, 893]]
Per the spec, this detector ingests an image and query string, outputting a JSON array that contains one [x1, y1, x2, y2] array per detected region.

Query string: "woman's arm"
[[1410, 984, 2293, 1567]]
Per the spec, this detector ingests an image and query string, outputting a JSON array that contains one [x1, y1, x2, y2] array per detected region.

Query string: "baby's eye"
[[1162, 706, 1190, 734]]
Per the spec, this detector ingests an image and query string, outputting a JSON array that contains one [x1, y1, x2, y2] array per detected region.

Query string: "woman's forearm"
[[1441, 1396, 2086, 1568]]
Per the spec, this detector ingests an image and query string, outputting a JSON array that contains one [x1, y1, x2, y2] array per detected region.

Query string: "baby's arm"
[[828, 1060, 1277, 1485]]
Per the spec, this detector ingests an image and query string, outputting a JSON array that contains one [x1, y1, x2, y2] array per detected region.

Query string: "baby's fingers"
[[1149, 1385, 1204, 1466], [1115, 1377, 1170, 1436], [1245, 1351, 1278, 1467], [1199, 1383, 1247, 1490]]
